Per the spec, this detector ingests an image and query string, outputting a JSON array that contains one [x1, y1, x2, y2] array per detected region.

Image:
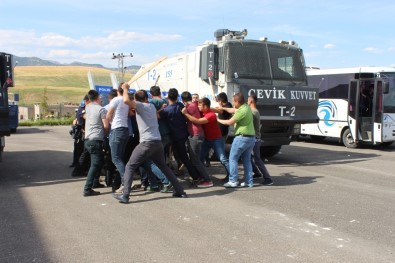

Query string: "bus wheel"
[[260, 146, 281, 158], [342, 128, 358, 148]]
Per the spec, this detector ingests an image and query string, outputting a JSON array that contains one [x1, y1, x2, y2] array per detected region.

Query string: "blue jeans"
[[109, 127, 129, 179], [229, 136, 255, 185], [84, 139, 104, 192], [200, 137, 229, 176], [141, 160, 169, 186]]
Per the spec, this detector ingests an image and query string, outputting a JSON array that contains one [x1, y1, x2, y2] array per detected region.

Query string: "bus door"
[[372, 80, 384, 143], [348, 80, 361, 142], [358, 80, 376, 142]]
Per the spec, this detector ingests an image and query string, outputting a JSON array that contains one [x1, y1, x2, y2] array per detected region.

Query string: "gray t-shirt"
[[135, 101, 161, 142], [251, 108, 261, 138], [85, 102, 106, 141]]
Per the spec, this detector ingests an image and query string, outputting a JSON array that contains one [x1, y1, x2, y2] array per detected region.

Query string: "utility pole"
[[112, 53, 133, 83]]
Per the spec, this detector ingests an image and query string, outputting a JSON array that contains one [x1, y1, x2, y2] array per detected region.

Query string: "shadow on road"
[[269, 144, 380, 167], [297, 136, 395, 152], [11, 127, 51, 134], [0, 150, 63, 262]]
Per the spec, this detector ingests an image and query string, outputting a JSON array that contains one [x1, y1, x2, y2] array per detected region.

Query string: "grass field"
[[12, 66, 133, 105]]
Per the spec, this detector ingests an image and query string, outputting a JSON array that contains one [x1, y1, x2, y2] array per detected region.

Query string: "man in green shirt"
[[217, 93, 256, 188]]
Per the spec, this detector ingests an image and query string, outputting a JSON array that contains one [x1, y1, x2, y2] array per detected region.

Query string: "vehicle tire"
[[310, 135, 326, 142], [380, 141, 393, 147], [260, 146, 281, 158], [342, 128, 358, 148]]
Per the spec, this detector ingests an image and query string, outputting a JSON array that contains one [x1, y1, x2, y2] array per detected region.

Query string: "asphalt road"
[[0, 126, 394, 263]]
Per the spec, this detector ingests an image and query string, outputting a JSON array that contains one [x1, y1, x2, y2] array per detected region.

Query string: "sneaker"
[[240, 182, 254, 188], [172, 192, 188, 198], [190, 178, 203, 187], [115, 185, 124, 194], [197, 181, 214, 188], [92, 182, 106, 188], [83, 189, 100, 197], [223, 181, 239, 188], [147, 186, 160, 192], [160, 183, 174, 193], [112, 193, 129, 204], [261, 178, 274, 186]]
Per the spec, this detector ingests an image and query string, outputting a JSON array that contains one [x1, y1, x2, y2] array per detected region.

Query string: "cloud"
[[364, 47, 380, 53], [324, 44, 335, 49], [0, 29, 182, 66]]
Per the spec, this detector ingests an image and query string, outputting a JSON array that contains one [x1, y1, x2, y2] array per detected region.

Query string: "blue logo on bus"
[[318, 100, 337, 127], [317, 100, 338, 135]]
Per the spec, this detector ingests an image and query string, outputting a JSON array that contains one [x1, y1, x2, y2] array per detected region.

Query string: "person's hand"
[[122, 83, 130, 90], [181, 107, 187, 115]]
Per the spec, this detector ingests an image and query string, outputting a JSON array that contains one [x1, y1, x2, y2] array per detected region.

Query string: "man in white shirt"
[[106, 84, 131, 186]]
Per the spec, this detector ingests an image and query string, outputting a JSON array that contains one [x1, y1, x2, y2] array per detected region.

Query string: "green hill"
[[13, 66, 133, 105]]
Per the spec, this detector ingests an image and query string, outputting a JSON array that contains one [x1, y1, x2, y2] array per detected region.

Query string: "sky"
[[1, 0, 394, 69]]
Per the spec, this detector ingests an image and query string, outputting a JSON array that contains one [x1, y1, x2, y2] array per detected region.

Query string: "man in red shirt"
[[182, 97, 230, 179]]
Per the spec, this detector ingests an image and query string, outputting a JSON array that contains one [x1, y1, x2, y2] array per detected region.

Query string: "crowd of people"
[[69, 83, 273, 204]]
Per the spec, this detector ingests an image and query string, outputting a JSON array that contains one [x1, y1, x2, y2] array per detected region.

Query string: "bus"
[[300, 67, 395, 148], [129, 29, 319, 157]]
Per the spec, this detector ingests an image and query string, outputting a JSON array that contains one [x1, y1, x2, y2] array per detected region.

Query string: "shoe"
[[223, 181, 239, 188], [172, 192, 188, 198], [253, 173, 262, 178], [115, 185, 124, 194], [92, 182, 106, 188], [197, 181, 213, 188], [83, 189, 100, 197], [112, 193, 129, 204], [261, 178, 274, 186], [240, 182, 254, 188], [190, 178, 203, 187], [160, 183, 174, 193], [147, 186, 160, 192]]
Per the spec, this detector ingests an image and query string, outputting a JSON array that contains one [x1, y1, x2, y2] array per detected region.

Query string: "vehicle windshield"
[[223, 41, 306, 82], [382, 73, 395, 113]]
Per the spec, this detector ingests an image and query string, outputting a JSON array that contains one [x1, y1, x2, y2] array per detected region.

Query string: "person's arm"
[[216, 106, 236, 114], [102, 117, 109, 134], [181, 107, 208, 124], [106, 105, 115, 123], [122, 83, 136, 109], [217, 117, 236, 126]]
